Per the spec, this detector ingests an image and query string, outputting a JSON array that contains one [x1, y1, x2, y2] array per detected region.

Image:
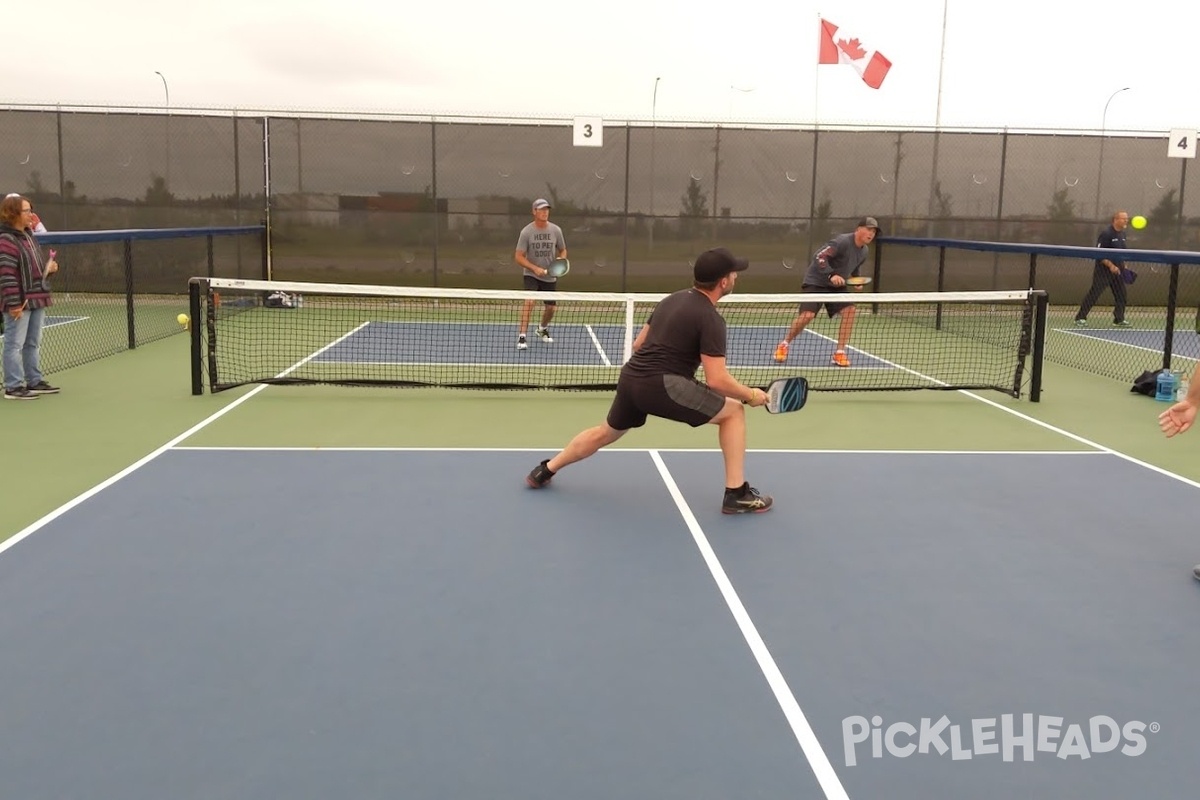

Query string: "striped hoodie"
[[0, 224, 52, 312]]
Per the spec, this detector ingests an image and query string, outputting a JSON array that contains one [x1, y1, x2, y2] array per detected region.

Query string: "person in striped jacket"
[[1, 194, 59, 400]]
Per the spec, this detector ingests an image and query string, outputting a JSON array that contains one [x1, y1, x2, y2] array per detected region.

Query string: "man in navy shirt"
[[1075, 210, 1132, 327]]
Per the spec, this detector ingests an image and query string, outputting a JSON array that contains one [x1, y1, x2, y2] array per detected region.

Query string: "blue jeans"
[[3, 307, 45, 391]]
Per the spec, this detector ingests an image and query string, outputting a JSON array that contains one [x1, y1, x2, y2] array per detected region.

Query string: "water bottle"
[[1155, 369, 1178, 402], [1178, 373, 1190, 402]]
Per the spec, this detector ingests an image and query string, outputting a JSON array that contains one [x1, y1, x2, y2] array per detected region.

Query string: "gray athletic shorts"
[[799, 284, 854, 317], [606, 373, 727, 430]]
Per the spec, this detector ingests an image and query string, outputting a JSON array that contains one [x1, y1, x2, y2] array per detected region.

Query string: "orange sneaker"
[[831, 350, 850, 367], [773, 341, 789, 362]]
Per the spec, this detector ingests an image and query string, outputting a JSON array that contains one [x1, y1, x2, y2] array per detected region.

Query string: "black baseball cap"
[[693, 248, 750, 282], [858, 216, 881, 233]]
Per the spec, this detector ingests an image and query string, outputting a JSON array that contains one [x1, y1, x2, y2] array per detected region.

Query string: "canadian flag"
[[819, 19, 892, 90]]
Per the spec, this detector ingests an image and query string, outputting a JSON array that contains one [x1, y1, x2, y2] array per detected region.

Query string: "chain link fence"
[[4, 106, 1196, 291], [4, 105, 1199, 387]]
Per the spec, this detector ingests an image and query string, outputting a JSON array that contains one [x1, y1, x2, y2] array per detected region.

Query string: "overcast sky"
[[8, 0, 1195, 135]]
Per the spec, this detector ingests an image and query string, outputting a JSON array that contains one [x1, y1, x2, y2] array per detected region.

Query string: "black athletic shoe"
[[526, 459, 556, 488], [26, 381, 60, 395], [722, 483, 773, 514]]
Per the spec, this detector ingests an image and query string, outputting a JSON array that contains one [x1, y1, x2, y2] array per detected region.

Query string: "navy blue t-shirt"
[[1095, 224, 1127, 267]]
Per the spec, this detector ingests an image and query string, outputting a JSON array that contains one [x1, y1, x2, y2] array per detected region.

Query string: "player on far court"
[[773, 216, 880, 367], [525, 247, 773, 514], [514, 198, 567, 350]]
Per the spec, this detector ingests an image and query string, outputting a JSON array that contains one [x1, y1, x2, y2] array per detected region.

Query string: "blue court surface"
[[2, 447, 1198, 799], [1057, 325, 1200, 359], [315, 322, 888, 369]]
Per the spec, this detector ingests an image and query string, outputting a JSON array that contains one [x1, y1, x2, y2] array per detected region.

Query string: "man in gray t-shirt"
[[773, 216, 879, 367], [514, 198, 567, 350]]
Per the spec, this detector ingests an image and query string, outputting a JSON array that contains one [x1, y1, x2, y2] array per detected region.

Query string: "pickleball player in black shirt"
[[525, 248, 773, 514]]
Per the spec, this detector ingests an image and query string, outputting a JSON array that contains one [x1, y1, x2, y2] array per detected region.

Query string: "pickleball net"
[[189, 278, 1047, 399]]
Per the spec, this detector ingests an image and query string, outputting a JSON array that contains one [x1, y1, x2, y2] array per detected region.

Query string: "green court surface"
[[4, 328, 1198, 545]]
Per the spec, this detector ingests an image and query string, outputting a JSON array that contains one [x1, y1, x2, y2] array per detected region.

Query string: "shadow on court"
[[0, 448, 1197, 799]]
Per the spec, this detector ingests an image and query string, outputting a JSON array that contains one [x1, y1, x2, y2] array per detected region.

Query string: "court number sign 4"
[[1168, 129, 1197, 159]]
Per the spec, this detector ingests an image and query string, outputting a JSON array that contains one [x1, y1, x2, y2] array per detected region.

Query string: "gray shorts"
[[799, 284, 854, 317], [523, 275, 557, 306], [606, 373, 726, 431]]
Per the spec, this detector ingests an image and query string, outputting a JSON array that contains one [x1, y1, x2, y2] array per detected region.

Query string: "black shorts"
[[523, 275, 557, 306], [798, 284, 855, 317], [605, 372, 727, 431]]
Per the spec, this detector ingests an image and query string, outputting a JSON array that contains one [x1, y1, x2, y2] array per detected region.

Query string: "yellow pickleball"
[[1131, 215, 1147, 229], [177, 313, 190, 325]]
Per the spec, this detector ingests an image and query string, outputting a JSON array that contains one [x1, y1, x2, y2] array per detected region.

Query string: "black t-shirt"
[[622, 288, 727, 378], [1096, 224, 1127, 267]]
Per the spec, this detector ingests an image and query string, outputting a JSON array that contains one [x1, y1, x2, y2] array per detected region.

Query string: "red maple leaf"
[[837, 37, 867, 60]]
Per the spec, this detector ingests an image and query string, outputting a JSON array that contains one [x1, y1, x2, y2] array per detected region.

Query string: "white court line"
[[0, 324, 369, 558], [584, 324, 613, 366], [648, 450, 849, 800], [171, 445, 1104, 456], [953, 390, 1200, 490], [1053, 327, 1200, 360]]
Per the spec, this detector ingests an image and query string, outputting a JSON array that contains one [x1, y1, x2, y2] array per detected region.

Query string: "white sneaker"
[[517, 335, 528, 350], [536, 327, 553, 343]]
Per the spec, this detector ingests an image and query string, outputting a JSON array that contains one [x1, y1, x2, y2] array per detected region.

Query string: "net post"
[[1164, 263, 1180, 370], [1026, 251, 1037, 288], [1030, 290, 1048, 402], [206, 234, 215, 278], [189, 279, 203, 395], [123, 238, 136, 350], [623, 298, 635, 363]]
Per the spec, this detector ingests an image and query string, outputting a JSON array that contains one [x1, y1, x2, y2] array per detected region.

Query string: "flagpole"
[[926, 0, 949, 237], [814, 12, 821, 129], [809, 12, 822, 259], [933, 0, 948, 128]]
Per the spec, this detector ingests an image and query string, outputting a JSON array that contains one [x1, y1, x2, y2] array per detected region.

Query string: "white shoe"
[[517, 335, 528, 350], [536, 327, 553, 343]]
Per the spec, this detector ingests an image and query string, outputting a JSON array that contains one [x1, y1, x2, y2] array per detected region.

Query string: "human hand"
[[1159, 401, 1197, 438], [46, 259, 58, 275], [830, 274, 846, 287], [745, 387, 767, 407]]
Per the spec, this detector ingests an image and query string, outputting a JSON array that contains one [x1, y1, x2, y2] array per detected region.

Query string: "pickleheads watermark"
[[842, 714, 1159, 766]]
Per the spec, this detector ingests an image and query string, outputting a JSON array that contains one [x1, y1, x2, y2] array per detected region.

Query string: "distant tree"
[[144, 174, 174, 206], [932, 181, 953, 218], [679, 177, 708, 238], [24, 170, 47, 197], [1046, 187, 1076, 221], [1147, 188, 1180, 230], [814, 191, 832, 226]]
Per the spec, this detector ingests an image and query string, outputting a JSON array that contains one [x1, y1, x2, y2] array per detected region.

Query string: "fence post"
[[621, 123, 631, 292], [124, 238, 136, 350]]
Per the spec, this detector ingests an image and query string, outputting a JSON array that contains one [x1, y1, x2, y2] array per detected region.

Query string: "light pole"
[[650, 76, 660, 250], [728, 84, 754, 119], [155, 71, 171, 193], [1094, 86, 1130, 219]]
